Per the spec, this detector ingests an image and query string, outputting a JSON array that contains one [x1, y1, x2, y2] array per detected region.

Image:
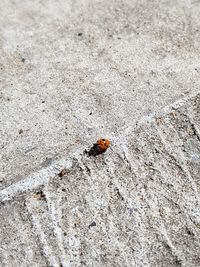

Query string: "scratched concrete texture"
[[1, 0, 200, 266]]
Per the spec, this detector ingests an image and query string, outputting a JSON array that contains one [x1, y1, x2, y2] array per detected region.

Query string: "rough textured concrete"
[[1, 0, 200, 266], [1, 93, 200, 267]]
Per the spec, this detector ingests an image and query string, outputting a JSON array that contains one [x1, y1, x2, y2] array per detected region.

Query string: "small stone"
[[32, 191, 46, 200], [88, 221, 96, 228], [58, 169, 67, 177]]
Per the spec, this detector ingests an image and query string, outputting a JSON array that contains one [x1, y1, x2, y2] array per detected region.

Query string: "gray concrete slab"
[[1, 93, 200, 266], [1, 0, 200, 266], [1, 0, 200, 189]]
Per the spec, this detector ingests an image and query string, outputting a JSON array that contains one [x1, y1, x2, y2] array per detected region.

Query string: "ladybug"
[[86, 138, 111, 156], [97, 138, 110, 151]]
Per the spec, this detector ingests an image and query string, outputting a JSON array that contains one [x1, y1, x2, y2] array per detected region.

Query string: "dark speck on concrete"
[[186, 228, 194, 236], [88, 221, 96, 228], [58, 169, 67, 177]]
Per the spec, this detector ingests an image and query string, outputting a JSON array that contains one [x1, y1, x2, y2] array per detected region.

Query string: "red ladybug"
[[86, 138, 111, 156], [97, 138, 110, 151]]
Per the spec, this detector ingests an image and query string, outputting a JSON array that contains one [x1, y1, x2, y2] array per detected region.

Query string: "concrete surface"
[[1, 0, 200, 266]]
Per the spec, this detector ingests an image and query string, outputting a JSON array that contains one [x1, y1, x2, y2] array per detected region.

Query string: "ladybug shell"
[[97, 138, 110, 151]]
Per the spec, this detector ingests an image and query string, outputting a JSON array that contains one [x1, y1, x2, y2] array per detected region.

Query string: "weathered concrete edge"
[[1, 91, 199, 203]]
